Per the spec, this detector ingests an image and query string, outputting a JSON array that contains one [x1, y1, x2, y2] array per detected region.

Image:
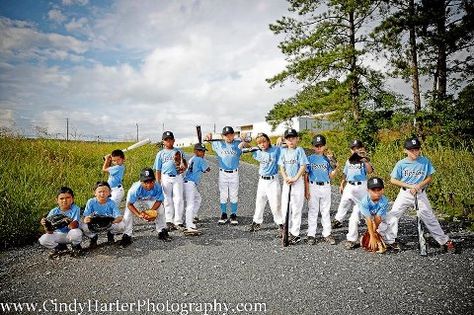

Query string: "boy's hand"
[[104, 154, 112, 161], [68, 221, 79, 229], [369, 236, 378, 251], [285, 177, 296, 185], [40, 218, 47, 226], [84, 216, 91, 224], [204, 133, 212, 141]]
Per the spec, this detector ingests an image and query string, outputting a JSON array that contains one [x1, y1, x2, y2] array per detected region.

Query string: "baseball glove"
[[326, 153, 338, 169], [141, 209, 158, 222], [360, 231, 387, 253], [88, 215, 114, 233], [44, 214, 72, 232], [174, 151, 186, 174]]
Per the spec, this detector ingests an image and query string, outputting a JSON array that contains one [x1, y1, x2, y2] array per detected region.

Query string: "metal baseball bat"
[[282, 185, 292, 247], [415, 193, 427, 256], [196, 125, 202, 144], [122, 138, 151, 152]]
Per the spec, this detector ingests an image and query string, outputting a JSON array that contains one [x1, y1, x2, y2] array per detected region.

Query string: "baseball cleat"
[[304, 236, 317, 245], [249, 222, 261, 232], [166, 222, 178, 231], [88, 235, 98, 250], [70, 244, 83, 257], [49, 244, 68, 259], [218, 213, 228, 225], [193, 216, 200, 224], [331, 220, 343, 229], [107, 231, 115, 244], [229, 213, 239, 225], [158, 229, 172, 242], [344, 240, 357, 250], [183, 227, 202, 236], [324, 235, 336, 245], [120, 234, 133, 247], [289, 234, 301, 245]]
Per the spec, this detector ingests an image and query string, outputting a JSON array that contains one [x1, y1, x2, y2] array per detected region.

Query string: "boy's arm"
[[102, 154, 112, 172], [155, 170, 162, 184], [365, 217, 379, 251], [390, 176, 431, 194], [339, 175, 346, 194], [304, 173, 310, 200], [364, 160, 374, 174], [279, 165, 288, 183]]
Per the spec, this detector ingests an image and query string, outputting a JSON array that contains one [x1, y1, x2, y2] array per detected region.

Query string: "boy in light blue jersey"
[[304, 135, 337, 245], [153, 131, 187, 231], [359, 177, 389, 253], [39, 187, 83, 258], [248, 133, 283, 232], [121, 168, 168, 247], [102, 149, 125, 207], [278, 129, 309, 245], [205, 126, 250, 225], [183, 143, 211, 234], [331, 140, 374, 249], [81, 181, 125, 249], [379, 137, 454, 252]]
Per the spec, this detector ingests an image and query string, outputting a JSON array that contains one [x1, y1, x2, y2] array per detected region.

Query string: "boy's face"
[[313, 144, 325, 154], [163, 138, 175, 149], [195, 150, 205, 157], [57, 192, 74, 211], [95, 186, 111, 203], [223, 133, 235, 143], [405, 148, 421, 160], [351, 146, 363, 154], [368, 187, 384, 202], [112, 156, 124, 166], [256, 138, 270, 150], [141, 180, 155, 191], [285, 136, 298, 148]]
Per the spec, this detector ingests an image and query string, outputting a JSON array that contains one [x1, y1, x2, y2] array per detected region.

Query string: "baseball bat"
[[415, 193, 427, 256], [282, 185, 292, 247], [122, 138, 151, 152], [196, 125, 202, 144]]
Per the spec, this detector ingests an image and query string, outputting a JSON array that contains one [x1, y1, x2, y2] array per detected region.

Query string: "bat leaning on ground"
[[282, 185, 292, 247], [415, 193, 428, 256]]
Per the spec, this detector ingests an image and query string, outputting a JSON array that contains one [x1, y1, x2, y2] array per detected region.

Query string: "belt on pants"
[[348, 181, 362, 185], [261, 175, 275, 180], [112, 185, 122, 188], [166, 174, 176, 177], [220, 169, 238, 173], [402, 187, 425, 192], [310, 181, 328, 185]]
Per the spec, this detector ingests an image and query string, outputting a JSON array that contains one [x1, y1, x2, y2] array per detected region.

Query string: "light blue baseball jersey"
[[211, 140, 242, 170], [84, 198, 121, 218], [278, 147, 309, 178], [391, 156, 435, 185], [359, 195, 389, 219], [47, 204, 81, 233], [343, 160, 369, 182], [307, 154, 333, 183], [252, 146, 281, 176], [126, 181, 164, 204], [184, 156, 209, 185], [153, 148, 186, 176], [107, 164, 125, 188]]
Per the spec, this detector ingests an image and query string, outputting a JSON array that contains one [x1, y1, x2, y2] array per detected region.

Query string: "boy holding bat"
[[102, 149, 125, 207]]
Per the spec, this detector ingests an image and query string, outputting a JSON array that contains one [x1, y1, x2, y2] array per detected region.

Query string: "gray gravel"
[[1, 156, 473, 315]]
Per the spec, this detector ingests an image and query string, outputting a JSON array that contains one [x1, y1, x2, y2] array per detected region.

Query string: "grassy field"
[[1, 133, 473, 249]]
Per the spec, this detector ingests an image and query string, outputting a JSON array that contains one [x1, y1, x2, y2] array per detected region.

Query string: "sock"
[[220, 203, 227, 214], [230, 202, 238, 214]]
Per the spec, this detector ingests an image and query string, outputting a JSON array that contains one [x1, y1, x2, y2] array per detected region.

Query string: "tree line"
[[266, 0, 473, 147]]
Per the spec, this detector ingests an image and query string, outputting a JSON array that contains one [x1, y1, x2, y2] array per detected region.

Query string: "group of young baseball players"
[[39, 126, 456, 258]]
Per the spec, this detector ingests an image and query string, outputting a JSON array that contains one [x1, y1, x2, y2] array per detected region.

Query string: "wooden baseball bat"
[[122, 138, 151, 152], [196, 125, 202, 144]]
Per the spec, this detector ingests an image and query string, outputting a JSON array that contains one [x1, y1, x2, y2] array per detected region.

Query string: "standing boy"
[[205, 126, 250, 225], [331, 140, 374, 249], [121, 167, 168, 247], [304, 134, 337, 245], [278, 128, 309, 244], [102, 149, 125, 207], [183, 143, 211, 234], [153, 131, 187, 230], [379, 137, 455, 251]]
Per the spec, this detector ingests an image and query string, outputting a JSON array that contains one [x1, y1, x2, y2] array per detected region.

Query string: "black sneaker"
[[176, 224, 186, 231], [289, 234, 301, 245], [107, 231, 115, 244], [331, 220, 343, 229], [229, 213, 239, 225], [304, 236, 317, 245], [249, 222, 261, 232], [120, 234, 133, 247], [218, 213, 228, 225], [387, 242, 401, 251], [158, 229, 172, 242], [166, 222, 177, 231], [88, 235, 98, 249], [70, 244, 82, 257], [193, 216, 200, 224], [324, 235, 336, 245], [49, 244, 68, 259], [344, 240, 357, 250]]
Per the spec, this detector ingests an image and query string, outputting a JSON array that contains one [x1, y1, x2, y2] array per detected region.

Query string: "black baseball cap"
[[139, 168, 155, 182], [162, 131, 174, 140], [350, 139, 363, 148], [222, 126, 234, 135], [404, 137, 421, 149], [194, 143, 207, 151], [312, 134, 326, 146], [367, 177, 384, 189], [284, 128, 298, 138]]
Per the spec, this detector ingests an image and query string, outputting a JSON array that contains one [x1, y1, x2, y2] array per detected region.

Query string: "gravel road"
[[1, 156, 473, 315]]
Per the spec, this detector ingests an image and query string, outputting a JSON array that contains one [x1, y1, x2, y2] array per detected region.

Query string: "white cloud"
[[62, 0, 89, 6], [48, 9, 67, 23]]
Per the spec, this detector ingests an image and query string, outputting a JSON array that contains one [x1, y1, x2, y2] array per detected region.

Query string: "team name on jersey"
[[283, 159, 297, 165], [221, 149, 237, 155], [260, 157, 274, 166], [310, 163, 328, 170], [348, 163, 363, 170], [163, 155, 176, 163], [403, 170, 425, 177]]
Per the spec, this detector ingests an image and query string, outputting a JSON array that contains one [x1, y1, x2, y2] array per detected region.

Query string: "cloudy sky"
[[0, 0, 296, 142]]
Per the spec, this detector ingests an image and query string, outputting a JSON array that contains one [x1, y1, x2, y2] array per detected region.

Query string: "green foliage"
[[0, 135, 156, 249]]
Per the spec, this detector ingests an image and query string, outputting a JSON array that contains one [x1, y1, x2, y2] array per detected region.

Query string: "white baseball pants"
[[39, 229, 83, 249], [80, 221, 125, 239], [253, 177, 282, 225], [307, 182, 332, 237], [110, 186, 125, 207], [281, 177, 305, 237], [334, 181, 367, 222], [184, 181, 202, 229], [123, 200, 166, 236], [219, 170, 239, 204], [378, 189, 449, 245], [161, 174, 185, 225]]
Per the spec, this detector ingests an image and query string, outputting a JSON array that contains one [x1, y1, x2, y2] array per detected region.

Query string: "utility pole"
[[136, 123, 139, 142], [66, 118, 69, 141]]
